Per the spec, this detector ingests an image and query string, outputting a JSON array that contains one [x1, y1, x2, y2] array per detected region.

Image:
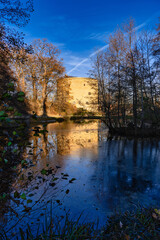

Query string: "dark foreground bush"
[[103, 207, 160, 240], [1, 207, 160, 239]]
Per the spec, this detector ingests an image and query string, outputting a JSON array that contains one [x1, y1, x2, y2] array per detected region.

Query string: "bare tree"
[[90, 17, 160, 133], [31, 39, 65, 116]]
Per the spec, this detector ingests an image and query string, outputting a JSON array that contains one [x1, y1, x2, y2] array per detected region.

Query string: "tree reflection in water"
[[91, 136, 160, 212]]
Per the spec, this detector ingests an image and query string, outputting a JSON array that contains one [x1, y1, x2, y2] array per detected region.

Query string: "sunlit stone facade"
[[57, 76, 99, 113]]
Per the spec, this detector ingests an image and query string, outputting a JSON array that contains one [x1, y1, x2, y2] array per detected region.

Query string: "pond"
[[1, 120, 160, 238]]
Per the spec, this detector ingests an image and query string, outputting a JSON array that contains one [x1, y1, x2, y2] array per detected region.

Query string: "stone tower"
[[57, 76, 98, 113]]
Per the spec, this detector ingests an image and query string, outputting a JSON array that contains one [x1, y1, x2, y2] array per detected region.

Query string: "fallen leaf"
[[152, 213, 157, 219], [120, 221, 123, 228]]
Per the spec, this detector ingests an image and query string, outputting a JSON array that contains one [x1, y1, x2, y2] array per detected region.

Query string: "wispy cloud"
[[61, 51, 91, 77], [65, 55, 85, 66], [67, 44, 109, 75], [67, 12, 160, 76], [86, 32, 109, 42]]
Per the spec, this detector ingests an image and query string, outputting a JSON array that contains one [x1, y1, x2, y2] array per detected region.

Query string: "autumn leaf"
[[125, 235, 130, 240]]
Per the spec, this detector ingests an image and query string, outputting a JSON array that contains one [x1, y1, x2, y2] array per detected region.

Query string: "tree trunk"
[[21, 69, 26, 93], [132, 70, 137, 131], [32, 76, 37, 114], [140, 78, 144, 128], [42, 79, 47, 116], [117, 64, 121, 127]]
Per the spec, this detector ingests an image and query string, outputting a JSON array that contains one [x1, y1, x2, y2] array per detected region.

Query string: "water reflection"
[[49, 121, 99, 155], [24, 122, 160, 212], [24, 121, 99, 172], [3, 120, 160, 235], [91, 138, 160, 213]]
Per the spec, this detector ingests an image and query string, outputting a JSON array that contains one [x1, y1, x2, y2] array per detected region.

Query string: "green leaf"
[[7, 106, 14, 111], [20, 174, 24, 180], [17, 97, 24, 102], [3, 93, 11, 98], [18, 91, 25, 96], [33, 133, 39, 137], [8, 142, 12, 146], [69, 178, 76, 183], [0, 193, 6, 200], [20, 193, 26, 200], [13, 149, 18, 153], [6, 118, 11, 122], [39, 129, 48, 134], [49, 182, 56, 187], [52, 177, 59, 181], [21, 160, 26, 166], [14, 191, 20, 198], [4, 159, 8, 164], [14, 111, 22, 116], [28, 194, 34, 197], [63, 174, 69, 177], [0, 111, 5, 116], [66, 189, 70, 194], [27, 199, 32, 204], [8, 82, 14, 87], [13, 131, 17, 135], [3, 193, 6, 198], [0, 116, 6, 121], [41, 169, 47, 175]]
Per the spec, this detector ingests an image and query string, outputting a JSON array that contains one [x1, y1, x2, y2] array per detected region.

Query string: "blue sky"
[[21, 0, 160, 77]]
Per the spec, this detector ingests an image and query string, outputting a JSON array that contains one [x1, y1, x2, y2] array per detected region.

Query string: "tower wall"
[[66, 77, 98, 112]]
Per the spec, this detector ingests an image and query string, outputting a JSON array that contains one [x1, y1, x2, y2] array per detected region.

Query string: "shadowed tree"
[[123, 18, 139, 130], [137, 30, 159, 124], [90, 17, 160, 133], [90, 51, 113, 127], [0, 0, 34, 27], [153, 18, 160, 57], [108, 28, 126, 126], [0, 0, 34, 107], [0, 24, 14, 99]]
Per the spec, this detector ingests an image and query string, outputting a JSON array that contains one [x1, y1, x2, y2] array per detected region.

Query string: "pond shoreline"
[[7, 115, 160, 138], [109, 126, 160, 138], [4, 115, 160, 138], [29, 115, 104, 124]]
